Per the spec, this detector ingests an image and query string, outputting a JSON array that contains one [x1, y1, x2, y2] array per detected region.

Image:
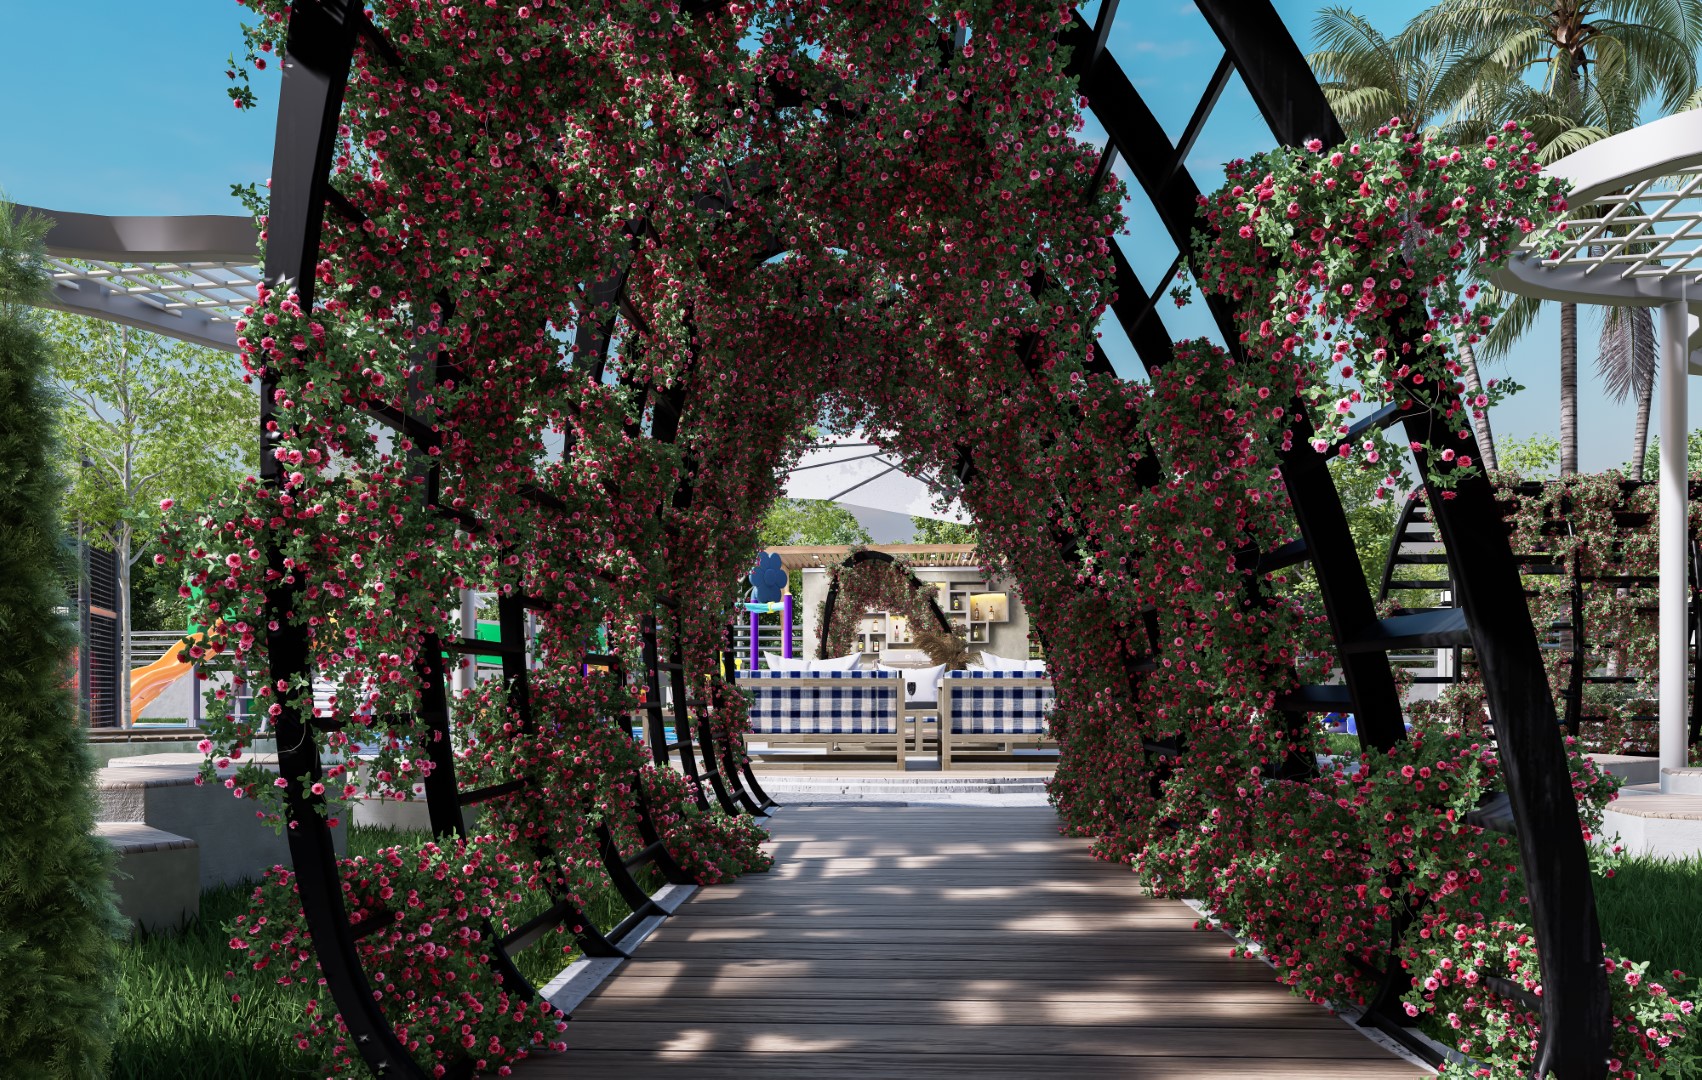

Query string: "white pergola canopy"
[[783, 432, 970, 526], [13, 205, 259, 353], [1494, 109, 1702, 785]]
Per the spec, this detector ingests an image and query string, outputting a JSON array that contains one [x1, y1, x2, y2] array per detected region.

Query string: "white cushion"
[[908, 663, 948, 702], [809, 652, 863, 673], [973, 652, 1046, 675], [878, 663, 947, 703], [762, 651, 810, 673]]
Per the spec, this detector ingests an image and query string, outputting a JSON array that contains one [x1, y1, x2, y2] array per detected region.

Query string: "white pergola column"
[[453, 588, 477, 696], [1660, 300, 1690, 787]]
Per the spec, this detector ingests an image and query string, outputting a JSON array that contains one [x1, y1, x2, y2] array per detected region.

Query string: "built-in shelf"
[[857, 577, 996, 654]]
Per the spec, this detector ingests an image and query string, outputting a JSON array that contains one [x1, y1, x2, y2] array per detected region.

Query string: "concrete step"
[[754, 775, 1051, 796], [96, 760, 345, 887], [1588, 754, 1661, 787], [106, 751, 280, 772], [1661, 767, 1702, 795], [93, 822, 199, 932]]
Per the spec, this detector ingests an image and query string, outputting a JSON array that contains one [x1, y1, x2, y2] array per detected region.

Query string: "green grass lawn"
[[114, 879, 315, 1080], [1595, 853, 1702, 984], [110, 825, 635, 1079]]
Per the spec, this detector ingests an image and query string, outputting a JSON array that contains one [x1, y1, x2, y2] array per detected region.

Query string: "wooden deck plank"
[[662, 913, 1205, 929], [520, 805, 1426, 1078], [643, 925, 1232, 945], [580, 976, 1342, 1001], [544, 996, 1348, 1026], [562, 1019, 1396, 1056], [628, 941, 1259, 962], [592, 966, 1293, 986], [538, 1051, 1425, 1078]]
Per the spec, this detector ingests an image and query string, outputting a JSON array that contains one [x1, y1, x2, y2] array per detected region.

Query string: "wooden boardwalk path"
[[532, 805, 1426, 1078]]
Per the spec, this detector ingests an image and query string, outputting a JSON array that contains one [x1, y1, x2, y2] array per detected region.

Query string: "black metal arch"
[[255, 2, 1610, 1077], [259, 5, 771, 1078], [815, 548, 957, 662], [1066, 2, 1610, 1071]]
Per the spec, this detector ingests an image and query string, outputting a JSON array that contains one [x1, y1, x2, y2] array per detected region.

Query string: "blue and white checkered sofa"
[[733, 669, 905, 769], [937, 669, 1055, 768]]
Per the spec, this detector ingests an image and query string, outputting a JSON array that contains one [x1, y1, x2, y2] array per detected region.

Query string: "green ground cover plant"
[[109, 825, 641, 1079]]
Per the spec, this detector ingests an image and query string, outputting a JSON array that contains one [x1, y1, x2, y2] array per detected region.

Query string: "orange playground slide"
[[129, 642, 191, 718]]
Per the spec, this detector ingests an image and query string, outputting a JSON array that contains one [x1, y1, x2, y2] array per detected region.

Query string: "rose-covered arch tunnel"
[[159, 0, 1621, 1076]]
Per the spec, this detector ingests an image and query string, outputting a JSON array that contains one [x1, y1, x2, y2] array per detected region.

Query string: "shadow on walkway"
[[525, 805, 1428, 1079]]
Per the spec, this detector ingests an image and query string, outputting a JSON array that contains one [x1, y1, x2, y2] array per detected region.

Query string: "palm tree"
[[1309, 8, 1508, 466], [1404, 0, 1702, 474], [1602, 306, 1658, 476], [1469, 73, 1662, 475]]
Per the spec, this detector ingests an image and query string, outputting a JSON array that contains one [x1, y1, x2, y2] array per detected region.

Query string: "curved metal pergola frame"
[[251, 1, 1611, 1076], [9, 203, 257, 352]]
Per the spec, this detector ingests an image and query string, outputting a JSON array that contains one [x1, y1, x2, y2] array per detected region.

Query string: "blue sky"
[[0, 1, 1687, 474]]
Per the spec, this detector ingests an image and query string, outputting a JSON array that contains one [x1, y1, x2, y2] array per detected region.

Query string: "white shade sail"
[[782, 434, 970, 524]]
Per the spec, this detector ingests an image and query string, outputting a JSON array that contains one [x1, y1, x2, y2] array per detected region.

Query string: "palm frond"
[[1478, 290, 1545, 362], [1596, 305, 1658, 403], [1590, 19, 1702, 110]]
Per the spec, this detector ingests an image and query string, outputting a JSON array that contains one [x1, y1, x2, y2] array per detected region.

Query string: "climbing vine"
[[816, 553, 951, 662], [161, 0, 1698, 1073]]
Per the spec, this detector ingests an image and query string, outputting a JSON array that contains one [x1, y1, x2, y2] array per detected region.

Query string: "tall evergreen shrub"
[[0, 200, 123, 1077]]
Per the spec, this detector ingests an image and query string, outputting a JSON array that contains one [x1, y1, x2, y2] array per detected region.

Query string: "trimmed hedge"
[[0, 200, 123, 1077]]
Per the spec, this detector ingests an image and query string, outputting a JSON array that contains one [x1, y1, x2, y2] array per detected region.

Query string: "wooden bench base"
[[747, 731, 907, 770], [937, 675, 1054, 770]]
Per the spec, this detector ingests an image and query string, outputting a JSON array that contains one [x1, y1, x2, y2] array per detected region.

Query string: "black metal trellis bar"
[[1193, 1, 1614, 1071], [1063, 13, 1411, 759], [263, 2, 422, 1074], [721, 622, 780, 812], [640, 605, 713, 813]]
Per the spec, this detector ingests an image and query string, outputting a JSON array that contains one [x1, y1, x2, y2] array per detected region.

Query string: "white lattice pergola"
[[1496, 107, 1702, 784], [15, 205, 259, 353]]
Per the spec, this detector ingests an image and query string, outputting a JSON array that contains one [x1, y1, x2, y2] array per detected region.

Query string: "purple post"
[[782, 594, 794, 659], [749, 608, 760, 669]]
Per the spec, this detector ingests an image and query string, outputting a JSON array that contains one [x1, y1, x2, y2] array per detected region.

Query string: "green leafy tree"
[[0, 198, 123, 1077], [1404, 0, 1702, 474], [1329, 431, 1405, 592], [1278, 430, 1408, 614], [758, 498, 872, 546], [758, 498, 872, 596], [45, 315, 254, 723], [910, 517, 978, 545], [1499, 433, 1564, 477], [1637, 429, 1702, 478]]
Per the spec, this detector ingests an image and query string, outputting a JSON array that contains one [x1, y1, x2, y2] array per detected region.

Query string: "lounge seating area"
[[735, 668, 908, 768], [937, 669, 1056, 769], [736, 653, 1055, 769]]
